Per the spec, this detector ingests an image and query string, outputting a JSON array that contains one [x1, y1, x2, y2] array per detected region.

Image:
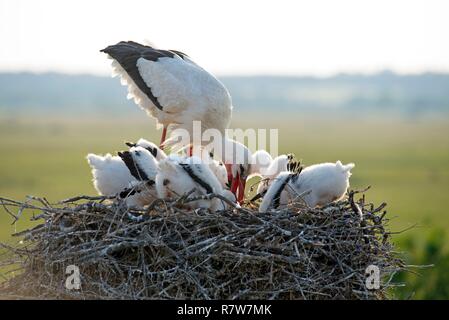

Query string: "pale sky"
[[0, 0, 448, 76]]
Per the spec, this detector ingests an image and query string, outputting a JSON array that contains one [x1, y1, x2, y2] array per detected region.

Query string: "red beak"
[[237, 178, 246, 204], [230, 172, 240, 194], [225, 164, 245, 204]]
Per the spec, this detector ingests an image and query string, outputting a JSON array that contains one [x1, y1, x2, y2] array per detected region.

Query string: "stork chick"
[[259, 161, 355, 212], [255, 153, 299, 195], [156, 155, 236, 212], [86, 146, 158, 207]]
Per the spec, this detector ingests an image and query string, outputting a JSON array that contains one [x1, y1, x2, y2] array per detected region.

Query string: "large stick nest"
[[0, 189, 404, 300]]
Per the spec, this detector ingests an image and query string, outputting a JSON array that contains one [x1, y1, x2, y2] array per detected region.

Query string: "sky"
[[0, 0, 448, 76]]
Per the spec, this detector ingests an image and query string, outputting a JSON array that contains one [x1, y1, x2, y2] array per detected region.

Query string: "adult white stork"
[[101, 41, 232, 151], [101, 41, 256, 200]]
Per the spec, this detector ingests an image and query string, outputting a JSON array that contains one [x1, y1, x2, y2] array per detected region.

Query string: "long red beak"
[[230, 172, 240, 194], [225, 164, 245, 204]]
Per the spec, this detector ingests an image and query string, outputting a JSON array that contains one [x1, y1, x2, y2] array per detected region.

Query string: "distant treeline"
[[1, 71, 448, 116]]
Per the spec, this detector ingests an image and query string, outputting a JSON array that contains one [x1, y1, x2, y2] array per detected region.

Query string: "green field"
[[1, 114, 449, 298]]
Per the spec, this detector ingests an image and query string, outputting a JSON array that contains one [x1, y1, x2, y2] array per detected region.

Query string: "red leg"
[[159, 126, 167, 150], [188, 145, 193, 157]]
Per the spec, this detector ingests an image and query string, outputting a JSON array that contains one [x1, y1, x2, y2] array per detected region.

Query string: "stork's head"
[[126, 138, 167, 161], [213, 138, 253, 203], [261, 153, 298, 178]]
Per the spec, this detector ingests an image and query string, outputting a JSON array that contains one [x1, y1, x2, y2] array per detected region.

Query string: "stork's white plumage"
[[200, 150, 229, 189], [155, 155, 236, 212], [86, 146, 159, 207], [86, 153, 133, 196], [209, 159, 228, 189], [101, 41, 232, 150], [259, 161, 355, 212], [247, 150, 274, 178]]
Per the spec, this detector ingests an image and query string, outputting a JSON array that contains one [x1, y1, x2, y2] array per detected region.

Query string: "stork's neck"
[[205, 137, 251, 165], [224, 137, 252, 165], [264, 155, 289, 178], [248, 150, 274, 177]]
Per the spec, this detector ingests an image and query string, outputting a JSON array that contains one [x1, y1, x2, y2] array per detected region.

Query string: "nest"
[[0, 189, 404, 300]]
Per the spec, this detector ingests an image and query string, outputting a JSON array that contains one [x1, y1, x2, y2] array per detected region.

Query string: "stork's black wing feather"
[[272, 174, 293, 209], [179, 163, 214, 194], [117, 150, 149, 181], [101, 41, 179, 110]]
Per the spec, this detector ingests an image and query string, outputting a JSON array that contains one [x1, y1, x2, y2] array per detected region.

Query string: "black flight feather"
[[179, 164, 213, 194], [271, 174, 293, 209], [101, 41, 182, 110], [118, 151, 149, 181]]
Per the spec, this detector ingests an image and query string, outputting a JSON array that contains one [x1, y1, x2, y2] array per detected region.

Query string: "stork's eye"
[[163, 179, 170, 186]]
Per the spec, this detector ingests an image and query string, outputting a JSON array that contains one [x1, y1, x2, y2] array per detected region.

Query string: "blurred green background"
[[1, 72, 449, 299]]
